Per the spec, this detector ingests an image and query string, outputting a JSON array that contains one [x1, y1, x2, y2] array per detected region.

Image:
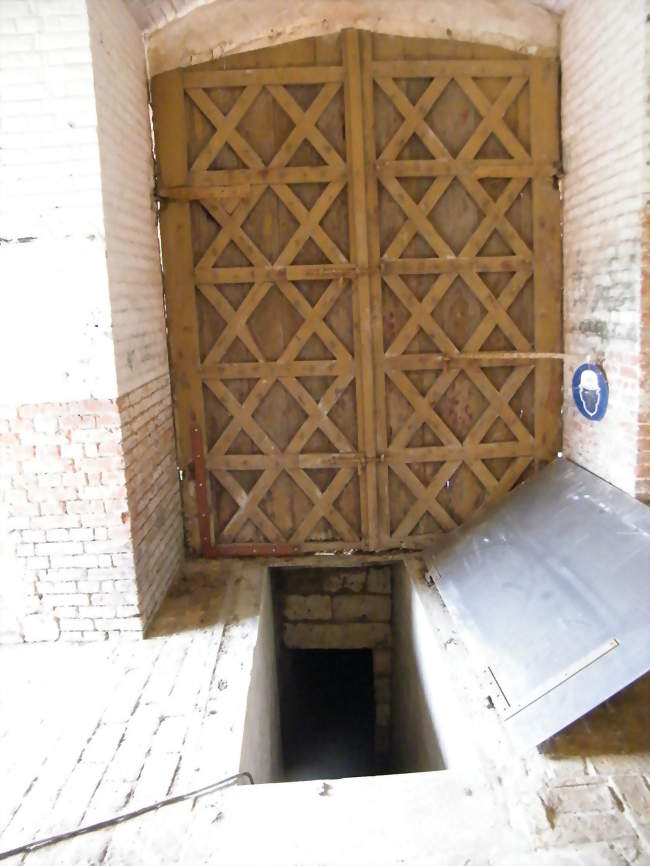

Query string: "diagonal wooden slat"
[[378, 77, 452, 161], [186, 87, 266, 172], [383, 273, 458, 356], [196, 283, 265, 362], [187, 85, 263, 173], [385, 273, 456, 358], [461, 272, 531, 352], [195, 188, 265, 272], [205, 379, 280, 454], [457, 175, 531, 258], [289, 466, 357, 543], [214, 467, 284, 542], [217, 467, 284, 541], [390, 460, 460, 538], [387, 369, 460, 447], [381, 173, 455, 259], [273, 181, 348, 265], [280, 377, 356, 454], [464, 365, 535, 445], [463, 366, 534, 448], [462, 271, 530, 351], [277, 279, 352, 361], [375, 77, 452, 161], [267, 83, 346, 169], [455, 76, 529, 161], [389, 367, 461, 451], [201, 280, 273, 368], [288, 467, 358, 542], [286, 375, 356, 455]]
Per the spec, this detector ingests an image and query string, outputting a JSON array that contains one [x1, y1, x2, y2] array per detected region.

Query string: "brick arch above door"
[[151, 29, 562, 555]]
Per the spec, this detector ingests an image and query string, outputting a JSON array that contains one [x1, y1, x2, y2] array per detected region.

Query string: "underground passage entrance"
[[280, 649, 376, 781]]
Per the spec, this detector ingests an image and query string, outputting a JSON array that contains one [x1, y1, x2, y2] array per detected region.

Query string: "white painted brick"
[[561, 0, 647, 496]]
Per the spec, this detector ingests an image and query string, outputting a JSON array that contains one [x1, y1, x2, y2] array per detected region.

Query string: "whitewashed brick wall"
[[0, 0, 183, 642], [0, 0, 116, 406], [561, 0, 647, 496], [87, 0, 171, 397]]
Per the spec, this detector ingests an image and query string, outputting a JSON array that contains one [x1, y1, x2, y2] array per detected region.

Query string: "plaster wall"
[[391, 559, 481, 773], [145, 0, 560, 77], [0, 0, 114, 406], [240, 570, 283, 784]]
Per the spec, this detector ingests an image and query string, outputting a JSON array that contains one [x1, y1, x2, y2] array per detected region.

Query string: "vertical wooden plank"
[[151, 69, 206, 552], [360, 30, 391, 549], [530, 58, 563, 467], [342, 29, 378, 550]]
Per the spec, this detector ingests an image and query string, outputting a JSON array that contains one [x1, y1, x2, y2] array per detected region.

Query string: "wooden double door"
[[152, 29, 561, 556]]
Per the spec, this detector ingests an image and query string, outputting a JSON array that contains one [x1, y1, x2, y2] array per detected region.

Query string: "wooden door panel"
[[152, 30, 561, 555], [153, 34, 371, 554], [359, 31, 561, 550]]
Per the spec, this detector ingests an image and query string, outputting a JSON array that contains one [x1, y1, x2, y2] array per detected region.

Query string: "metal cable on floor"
[[0, 770, 254, 861]]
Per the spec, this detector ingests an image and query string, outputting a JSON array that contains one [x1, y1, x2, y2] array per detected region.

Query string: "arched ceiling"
[[129, 0, 568, 77], [125, 0, 572, 34]]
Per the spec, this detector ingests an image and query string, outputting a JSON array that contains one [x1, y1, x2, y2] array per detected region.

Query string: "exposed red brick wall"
[[119, 375, 183, 626], [0, 376, 182, 642]]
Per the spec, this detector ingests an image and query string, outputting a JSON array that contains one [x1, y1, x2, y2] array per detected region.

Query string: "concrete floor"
[[1, 562, 649, 865]]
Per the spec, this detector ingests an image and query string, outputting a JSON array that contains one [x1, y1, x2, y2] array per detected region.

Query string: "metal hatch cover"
[[423, 459, 650, 752]]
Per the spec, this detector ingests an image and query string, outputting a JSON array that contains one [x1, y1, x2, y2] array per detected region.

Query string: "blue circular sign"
[[572, 363, 608, 421]]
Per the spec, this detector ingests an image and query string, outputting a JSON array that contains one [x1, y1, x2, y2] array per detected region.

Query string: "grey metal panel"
[[423, 459, 650, 753]]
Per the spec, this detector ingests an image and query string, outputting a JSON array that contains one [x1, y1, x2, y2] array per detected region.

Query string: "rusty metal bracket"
[[190, 424, 214, 557], [189, 424, 303, 558]]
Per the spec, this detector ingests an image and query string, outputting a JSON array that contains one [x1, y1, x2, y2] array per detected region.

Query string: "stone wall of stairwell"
[[274, 566, 392, 765]]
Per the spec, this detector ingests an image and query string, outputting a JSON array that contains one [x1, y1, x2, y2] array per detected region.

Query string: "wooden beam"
[[183, 66, 345, 87], [151, 68, 206, 553], [530, 58, 563, 469], [378, 160, 557, 178], [157, 184, 251, 201], [371, 59, 534, 77], [343, 29, 379, 550]]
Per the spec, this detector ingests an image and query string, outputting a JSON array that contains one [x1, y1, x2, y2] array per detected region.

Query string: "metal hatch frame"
[[424, 458, 650, 752]]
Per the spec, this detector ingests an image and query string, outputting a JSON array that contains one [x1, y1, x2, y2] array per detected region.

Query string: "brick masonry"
[[561, 0, 649, 498], [0, 375, 182, 642], [0, 0, 184, 640], [273, 566, 393, 764]]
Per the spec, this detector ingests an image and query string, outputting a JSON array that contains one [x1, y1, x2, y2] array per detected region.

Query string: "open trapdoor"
[[152, 29, 562, 555], [425, 459, 650, 752]]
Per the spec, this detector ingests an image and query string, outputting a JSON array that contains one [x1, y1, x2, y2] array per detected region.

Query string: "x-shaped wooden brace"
[[460, 364, 536, 493], [187, 78, 360, 541], [385, 363, 536, 532], [382, 176, 532, 360], [376, 71, 532, 280], [206, 277, 358, 542], [390, 460, 461, 540], [191, 81, 345, 271], [376, 74, 529, 164]]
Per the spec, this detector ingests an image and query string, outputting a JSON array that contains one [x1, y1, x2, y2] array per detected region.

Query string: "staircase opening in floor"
[[280, 648, 376, 781]]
